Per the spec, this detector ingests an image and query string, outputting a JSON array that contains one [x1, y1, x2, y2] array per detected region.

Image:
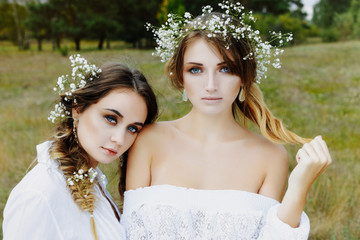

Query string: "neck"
[[177, 107, 242, 143]]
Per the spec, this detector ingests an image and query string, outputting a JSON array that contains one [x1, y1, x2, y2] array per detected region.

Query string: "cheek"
[[183, 79, 201, 96], [78, 116, 102, 142], [125, 134, 137, 148], [230, 79, 242, 94], [117, 134, 137, 155]]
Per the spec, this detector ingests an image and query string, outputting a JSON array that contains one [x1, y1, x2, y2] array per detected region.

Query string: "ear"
[[72, 107, 80, 119]]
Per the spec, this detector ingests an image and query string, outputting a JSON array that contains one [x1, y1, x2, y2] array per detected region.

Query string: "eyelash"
[[105, 115, 117, 124], [127, 125, 139, 134], [188, 66, 231, 74], [105, 115, 140, 134], [220, 66, 231, 73], [189, 67, 202, 74]]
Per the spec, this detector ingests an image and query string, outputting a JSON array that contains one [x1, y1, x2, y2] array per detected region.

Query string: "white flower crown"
[[146, 0, 293, 83], [48, 54, 102, 123]]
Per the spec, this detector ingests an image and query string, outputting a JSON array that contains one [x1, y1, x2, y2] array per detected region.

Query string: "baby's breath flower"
[[66, 168, 105, 199], [48, 54, 101, 123], [146, 0, 292, 84]]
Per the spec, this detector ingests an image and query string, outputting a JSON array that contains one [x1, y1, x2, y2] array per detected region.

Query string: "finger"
[[303, 142, 320, 163], [317, 137, 332, 165], [296, 148, 309, 163], [309, 138, 327, 163]]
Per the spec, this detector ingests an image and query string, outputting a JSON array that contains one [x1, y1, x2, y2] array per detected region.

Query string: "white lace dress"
[[121, 185, 310, 240]]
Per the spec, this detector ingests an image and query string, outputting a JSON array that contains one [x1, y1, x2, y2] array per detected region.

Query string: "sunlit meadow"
[[0, 39, 359, 239]]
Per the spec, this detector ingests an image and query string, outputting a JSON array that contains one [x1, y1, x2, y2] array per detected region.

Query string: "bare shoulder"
[[244, 130, 289, 167], [133, 121, 175, 147], [126, 121, 177, 190], [242, 131, 289, 200]]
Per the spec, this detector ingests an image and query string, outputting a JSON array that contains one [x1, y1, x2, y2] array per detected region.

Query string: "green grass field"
[[0, 40, 359, 239]]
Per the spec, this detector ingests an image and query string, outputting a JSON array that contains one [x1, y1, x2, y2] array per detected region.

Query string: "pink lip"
[[202, 97, 222, 100], [101, 147, 118, 156], [201, 97, 222, 104]]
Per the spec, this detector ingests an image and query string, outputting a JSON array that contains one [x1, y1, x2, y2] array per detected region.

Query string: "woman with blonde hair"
[[3, 55, 158, 240], [121, 1, 331, 239]]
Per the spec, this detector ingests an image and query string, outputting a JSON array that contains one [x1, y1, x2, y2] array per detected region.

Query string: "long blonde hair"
[[166, 14, 310, 145]]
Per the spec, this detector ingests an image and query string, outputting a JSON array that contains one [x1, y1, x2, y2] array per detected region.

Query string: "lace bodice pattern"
[[121, 185, 310, 240]]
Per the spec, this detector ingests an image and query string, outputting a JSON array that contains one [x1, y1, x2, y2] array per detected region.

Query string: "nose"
[[205, 72, 217, 92], [110, 128, 126, 146]]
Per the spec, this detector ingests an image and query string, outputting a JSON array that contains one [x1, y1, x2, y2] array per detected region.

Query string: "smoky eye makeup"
[[105, 115, 117, 124], [127, 125, 139, 134]]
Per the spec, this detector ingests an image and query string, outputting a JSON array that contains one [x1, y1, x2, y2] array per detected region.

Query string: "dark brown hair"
[[49, 62, 158, 219]]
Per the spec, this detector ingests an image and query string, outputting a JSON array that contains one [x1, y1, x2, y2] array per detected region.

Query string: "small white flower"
[[49, 54, 101, 122], [146, 0, 291, 83]]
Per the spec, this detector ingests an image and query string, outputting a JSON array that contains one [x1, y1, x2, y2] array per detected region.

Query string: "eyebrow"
[[105, 108, 144, 127], [184, 61, 226, 66]]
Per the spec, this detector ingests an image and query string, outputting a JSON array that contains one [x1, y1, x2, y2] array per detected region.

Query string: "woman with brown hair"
[[121, 2, 331, 239], [3, 55, 158, 240]]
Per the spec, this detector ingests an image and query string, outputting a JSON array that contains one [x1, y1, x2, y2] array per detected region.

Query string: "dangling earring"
[[239, 86, 245, 102], [73, 118, 79, 144], [182, 89, 188, 102], [119, 155, 124, 167]]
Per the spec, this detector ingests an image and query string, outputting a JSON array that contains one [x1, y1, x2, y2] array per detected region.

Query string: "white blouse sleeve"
[[258, 204, 310, 240], [3, 189, 63, 240]]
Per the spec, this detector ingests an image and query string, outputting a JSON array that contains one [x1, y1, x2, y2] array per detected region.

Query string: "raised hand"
[[288, 136, 332, 191], [277, 136, 332, 227]]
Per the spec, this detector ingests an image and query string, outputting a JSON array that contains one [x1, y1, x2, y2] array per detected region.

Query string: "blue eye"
[[220, 66, 231, 73], [128, 125, 139, 134], [189, 67, 202, 74], [105, 115, 117, 124]]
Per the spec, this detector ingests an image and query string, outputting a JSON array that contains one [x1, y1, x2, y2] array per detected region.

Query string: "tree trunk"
[[137, 39, 143, 49], [74, 38, 80, 51], [38, 37, 42, 51], [23, 31, 30, 50], [98, 35, 104, 50], [11, 1, 23, 50], [56, 38, 61, 49]]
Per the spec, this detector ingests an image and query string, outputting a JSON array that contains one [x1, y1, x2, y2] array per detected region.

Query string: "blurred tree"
[[0, 1, 27, 48], [157, 0, 185, 24], [48, 0, 88, 51], [11, 0, 22, 48], [351, 0, 360, 38], [334, 11, 354, 40], [85, 1, 119, 50], [26, 2, 52, 51], [333, 0, 360, 39], [312, 0, 351, 28], [118, 0, 162, 48], [241, 0, 308, 24], [253, 12, 311, 44], [349, 0, 360, 21], [182, 0, 220, 15], [0, 1, 12, 39]]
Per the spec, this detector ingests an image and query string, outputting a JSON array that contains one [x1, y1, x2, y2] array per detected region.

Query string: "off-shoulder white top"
[[121, 184, 310, 240]]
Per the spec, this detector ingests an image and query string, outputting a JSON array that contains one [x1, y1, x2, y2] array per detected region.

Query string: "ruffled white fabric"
[[3, 141, 125, 240], [121, 185, 310, 240]]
